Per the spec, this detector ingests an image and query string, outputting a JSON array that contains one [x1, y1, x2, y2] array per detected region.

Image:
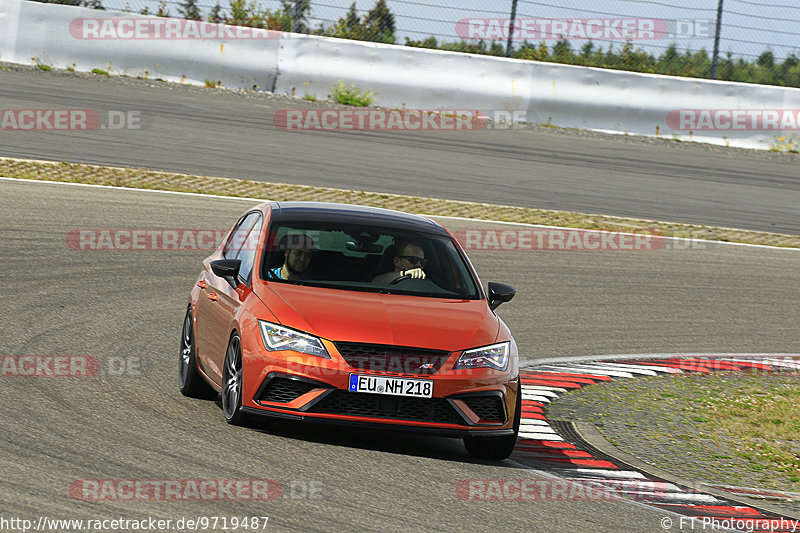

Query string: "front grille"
[[257, 377, 317, 403], [307, 390, 466, 425], [463, 396, 506, 422], [334, 342, 450, 374]]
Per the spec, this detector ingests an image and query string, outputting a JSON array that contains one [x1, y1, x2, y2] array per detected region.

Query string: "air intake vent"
[[257, 377, 317, 403]]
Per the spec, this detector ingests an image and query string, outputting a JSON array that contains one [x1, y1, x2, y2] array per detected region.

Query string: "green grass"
[[91, 68, 109, 76], [303, 90, 317, 102], [691, 379, 800, 477], [331, 80, 374, 107], [36, 64, 51, 71], [548, 371, 800, 493]]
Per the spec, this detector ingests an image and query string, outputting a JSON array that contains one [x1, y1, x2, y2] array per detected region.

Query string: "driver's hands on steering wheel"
[[400, 268, 426, 280]]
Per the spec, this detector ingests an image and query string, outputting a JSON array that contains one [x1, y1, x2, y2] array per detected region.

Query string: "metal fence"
[[36, 0, 800, 87]]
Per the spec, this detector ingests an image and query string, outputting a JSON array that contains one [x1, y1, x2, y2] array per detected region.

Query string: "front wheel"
[[463, 380, 521, 460], [222, 333, 248, 425]]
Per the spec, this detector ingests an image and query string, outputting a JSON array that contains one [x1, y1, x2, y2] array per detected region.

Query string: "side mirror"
[[211, 259, 241, 289], [487, 282, 517, 311]]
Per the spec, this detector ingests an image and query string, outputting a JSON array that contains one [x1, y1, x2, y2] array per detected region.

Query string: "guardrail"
[[2, 0, 798, 150], [0, 0, 280, 91]]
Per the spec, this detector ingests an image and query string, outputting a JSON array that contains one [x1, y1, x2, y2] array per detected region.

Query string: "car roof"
[[267, 201, 451, 236]]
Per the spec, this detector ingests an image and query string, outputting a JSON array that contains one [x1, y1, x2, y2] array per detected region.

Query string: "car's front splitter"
[[239, 406, 516, 438]]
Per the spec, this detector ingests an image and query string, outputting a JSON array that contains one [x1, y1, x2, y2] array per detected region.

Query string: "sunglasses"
[[397, 255, 428, 267]]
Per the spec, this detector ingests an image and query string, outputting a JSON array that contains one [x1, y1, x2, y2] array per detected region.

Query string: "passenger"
[[372, 241, 428, 284], [269, 233, 316, 281]]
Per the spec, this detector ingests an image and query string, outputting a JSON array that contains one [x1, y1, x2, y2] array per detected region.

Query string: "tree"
[[325, 2, 361, 39], [281, 0, 310, 33], [397, 31, 799, 88], [757, 50, 775, 68], [323, 0, 396, 44], [223, 0, 291, 30], [552, 39, 572, 63], [363, 0, 395, 44], [179, 0, 201, 20], [208, 2, 225, 23], [404, 36, 438, 50], [656, 43, 681, 75], [716, 51, 735, 80], [619, 40, 654, 73], [513, 41, 549, 61], [156, 0, 170, 17], [228, 0, 248, 25]]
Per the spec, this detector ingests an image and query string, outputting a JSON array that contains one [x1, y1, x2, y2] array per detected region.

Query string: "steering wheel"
[[389, 274, 413, 285]]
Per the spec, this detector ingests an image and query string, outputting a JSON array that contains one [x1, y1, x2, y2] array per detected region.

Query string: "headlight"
[[258, 321, 330, 358], [455, 342, 509, 370]]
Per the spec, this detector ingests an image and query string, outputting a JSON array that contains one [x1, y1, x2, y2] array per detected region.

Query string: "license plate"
[[348, 374, 433, 398]]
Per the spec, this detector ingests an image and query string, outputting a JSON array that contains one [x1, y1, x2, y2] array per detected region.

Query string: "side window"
[[223, 212, 260, 259], [234, 215, 263, 283]]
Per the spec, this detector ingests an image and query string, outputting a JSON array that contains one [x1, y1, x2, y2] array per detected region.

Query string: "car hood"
[[259, 283, 499, 351]]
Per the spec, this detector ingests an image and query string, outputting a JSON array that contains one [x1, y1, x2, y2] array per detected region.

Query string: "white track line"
[[524, 353, 800, 367], [3, 176, 799, 252]]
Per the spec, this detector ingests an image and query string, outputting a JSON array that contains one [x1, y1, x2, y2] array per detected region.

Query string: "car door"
[[196, 212, 261, 385]]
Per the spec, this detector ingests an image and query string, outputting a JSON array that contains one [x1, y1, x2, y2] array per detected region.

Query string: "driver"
[[269, 232, 316, 281], [372, 241, 427, 284]]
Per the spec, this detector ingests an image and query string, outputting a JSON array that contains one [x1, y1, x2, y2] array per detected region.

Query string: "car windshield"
[[260, 221, 481, 299]]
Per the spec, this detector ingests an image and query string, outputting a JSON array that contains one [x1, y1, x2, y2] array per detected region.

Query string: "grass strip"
[[2, 156, 799, 248], [550, 371, 800, 500], [691, 377, 800, 482]]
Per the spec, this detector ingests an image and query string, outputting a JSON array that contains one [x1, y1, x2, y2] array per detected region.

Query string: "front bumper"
[[237, 325, 519, 435], [241, 366, 518, 436]]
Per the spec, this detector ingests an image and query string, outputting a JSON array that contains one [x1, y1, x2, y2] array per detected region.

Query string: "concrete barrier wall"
[[2, 0, 799, 150], [275, 33, 800, 150], [0, 0, 280, 90], [274, 33, 534, 116]]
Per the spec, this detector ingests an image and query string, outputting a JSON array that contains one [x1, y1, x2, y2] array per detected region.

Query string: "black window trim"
[[235, 211, 263, 287]]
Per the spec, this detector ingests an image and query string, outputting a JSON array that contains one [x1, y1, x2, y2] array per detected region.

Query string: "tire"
[[463, 379, 521, 460], [179, 307, 216, 399], [222, 333, 248, 425]]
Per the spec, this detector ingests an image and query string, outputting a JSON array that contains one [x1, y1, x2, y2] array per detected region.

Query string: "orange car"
[[180, 202, 520, 459]]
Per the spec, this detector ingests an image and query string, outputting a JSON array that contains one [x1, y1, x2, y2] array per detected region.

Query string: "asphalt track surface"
[[1, 67, 800, 235], [2, 179, 799, 532]]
